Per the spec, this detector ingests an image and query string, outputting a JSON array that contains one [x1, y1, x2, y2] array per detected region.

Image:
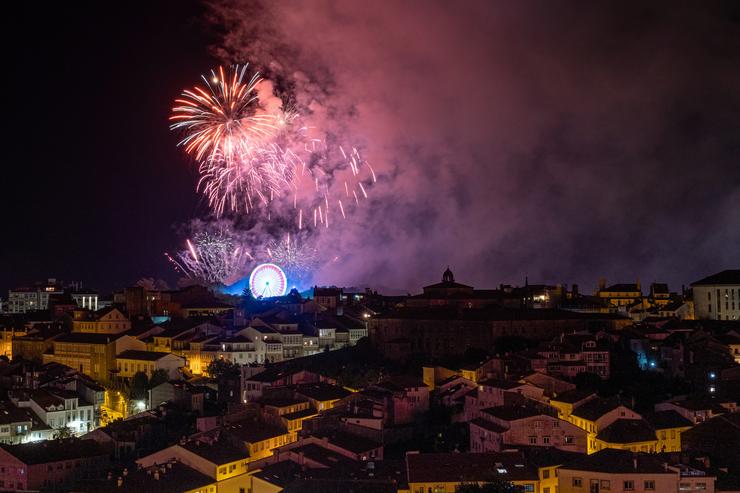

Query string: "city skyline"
[[3, 1, 739, 295]]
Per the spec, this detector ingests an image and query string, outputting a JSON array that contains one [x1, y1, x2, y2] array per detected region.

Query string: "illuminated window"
[[645, 481, 655, 490]]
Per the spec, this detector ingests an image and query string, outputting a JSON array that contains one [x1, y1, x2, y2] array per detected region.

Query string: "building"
[[136, 440, 250, 488], [0, 439, 109, 491], [691, 270, 740, 321], [470, 405, 587, 453], [568, 398, 643, 454], [644, 410, 693, 452], [405, 451, 540, 493], [370, 306, 629, 360], [11, 389, 96, 435], [115, 350, 185, 380], [72, 307, 130, 334], [42, 333, 145, 383], [5, 279, 64, 314], [596, 280, 643, 309], [557, 448, 714, 493]]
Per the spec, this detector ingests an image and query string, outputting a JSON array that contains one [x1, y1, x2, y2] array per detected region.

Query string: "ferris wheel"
[[249, 263, 288, 298]]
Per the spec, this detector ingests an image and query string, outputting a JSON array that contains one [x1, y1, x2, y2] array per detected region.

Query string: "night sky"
[[3, 1, 740, 296], [3, 1, 214, 294]]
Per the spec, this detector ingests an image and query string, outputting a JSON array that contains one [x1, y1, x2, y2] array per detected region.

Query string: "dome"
[[442, 266, 455, 283]]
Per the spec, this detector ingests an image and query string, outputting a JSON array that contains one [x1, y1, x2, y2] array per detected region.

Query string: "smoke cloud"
[[204, 0, 740, 292]]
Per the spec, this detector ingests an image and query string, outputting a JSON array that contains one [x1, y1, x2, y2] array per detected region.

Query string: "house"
[[568, 398, 642, 454], [11, 389, 95, 435], [74, 461, 218, 493], [0, 404, 52, 445], [0, 439, 109, 492], [557, 448, 715, 493], [43, 333, 145, 383], [654, 398, 728, 424], [72, 307, 130, 334], [548, 389, 597, 420], [369, 376, 430, 425], [593, 419, 658, 453], [644, 410, 693, 452], [405, 451, 539, 493], [136, 439, 250, 486], [115, 350, 185, 380], [520, 372, 576, 397], [221, 418, 295, 462], [294, 382, 352, 411], [149, 381, 210, 414], [469, 405, 587, 453]]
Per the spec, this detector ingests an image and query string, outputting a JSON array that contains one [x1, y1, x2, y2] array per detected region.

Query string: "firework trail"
[[165, 231, 253, 285], [265, 233, 318, 282], [170, 65, 295, 216], [171, 65, 377, 226]]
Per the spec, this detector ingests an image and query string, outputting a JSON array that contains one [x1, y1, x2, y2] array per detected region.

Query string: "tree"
[[52, 426, 75, 440], [456, 480, 522, 493], [149, 368, 169, 388], [574, 371, 602, 391], [207, 358, 240, 380], [129, 371, 149, 401]]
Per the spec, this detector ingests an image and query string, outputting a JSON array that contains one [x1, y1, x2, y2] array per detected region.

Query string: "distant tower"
[[442, 266, 455, 283]]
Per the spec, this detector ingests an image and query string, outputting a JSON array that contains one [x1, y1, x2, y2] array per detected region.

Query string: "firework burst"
[[266, 233, 318, 282], [165, 231, 253, 285]]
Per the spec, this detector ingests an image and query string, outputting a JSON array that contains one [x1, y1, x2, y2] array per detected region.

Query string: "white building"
[[12, 389, 95, 435], [6, 280, 64, 313], [691, 270, 740, 321]]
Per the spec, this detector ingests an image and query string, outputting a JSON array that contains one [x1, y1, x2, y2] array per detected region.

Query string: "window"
[[600, 480, 610, 490], [543, 436, 550, 444], [696, 483, 706, 490], [529, 436, 537, 444], [644, 481, 655, 490], [624, 481, 634, 491], [543, 469, 550, 479], [565, 436, 574, 444], [680, 483, 691, 491], [573, 478, 583, 488], [544, 488, 550, 493]]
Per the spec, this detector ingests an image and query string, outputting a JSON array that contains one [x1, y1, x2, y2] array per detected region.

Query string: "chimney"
[[598, 278, 606, 291], [636, 279, 641, 292]]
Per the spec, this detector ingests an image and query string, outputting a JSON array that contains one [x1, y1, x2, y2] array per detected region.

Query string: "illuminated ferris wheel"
[[249, 263, 288, 298]]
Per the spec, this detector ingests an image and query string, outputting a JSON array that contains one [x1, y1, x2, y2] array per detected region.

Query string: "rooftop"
[[181, 440, 248, 465], [691, 270, 740, 286], [117, 350, 177, 362], [1, 439, 106, 464], [645, 410, 693, 430], [295, 383, 352, 402], [406, 452, 537, 483], [560, 448, 675, 474], [571, 397, 625, 421], [596, 419, 657, 444]]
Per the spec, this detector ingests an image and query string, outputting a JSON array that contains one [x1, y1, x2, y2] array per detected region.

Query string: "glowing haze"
[[202, 1, 740, 292]]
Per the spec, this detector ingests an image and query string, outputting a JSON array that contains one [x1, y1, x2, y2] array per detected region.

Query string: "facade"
[[568, 398, 643, 454], [5, 280, 64, 314], [115, 350, 185, 380], [596, 281, 642, 308], [691, 270, 740, 321], [558, 449, 714, 493], [12, 389, 96, 435], [0, 439, 108, 492], [405, 451, 540, 493], [72, 307, 130, 334], [470, 406, 587, 453], [43, 333, 145, 383]]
